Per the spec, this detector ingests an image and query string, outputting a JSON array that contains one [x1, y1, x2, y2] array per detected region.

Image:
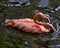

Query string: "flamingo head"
[[33, 12, 50, 23], [41, 13, 50, 23]]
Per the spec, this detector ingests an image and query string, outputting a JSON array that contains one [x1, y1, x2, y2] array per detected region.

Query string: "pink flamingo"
[[4, 13, 54, 33]]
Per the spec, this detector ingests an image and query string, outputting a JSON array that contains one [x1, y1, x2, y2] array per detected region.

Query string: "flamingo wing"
[[4, 18, 53, 33]]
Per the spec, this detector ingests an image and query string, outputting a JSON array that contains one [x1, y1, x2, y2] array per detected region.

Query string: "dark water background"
[[0, 0, 60, 48]]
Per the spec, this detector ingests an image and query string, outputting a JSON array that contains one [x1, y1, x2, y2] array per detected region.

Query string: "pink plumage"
[[4, 13, 54, 33]]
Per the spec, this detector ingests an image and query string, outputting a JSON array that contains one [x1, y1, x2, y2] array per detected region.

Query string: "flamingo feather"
[[4, 13, 54, 33]]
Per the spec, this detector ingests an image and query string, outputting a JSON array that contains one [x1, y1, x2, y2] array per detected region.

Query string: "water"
[[0, 0, 60, 48]]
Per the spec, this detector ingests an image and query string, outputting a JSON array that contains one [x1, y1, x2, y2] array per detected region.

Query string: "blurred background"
[[0, 0, 60, 48]]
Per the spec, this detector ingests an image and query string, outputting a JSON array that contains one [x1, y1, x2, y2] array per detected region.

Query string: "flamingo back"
[[4, 18, 49, 33]]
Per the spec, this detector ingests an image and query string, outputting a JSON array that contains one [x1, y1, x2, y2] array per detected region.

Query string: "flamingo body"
[[4, 13, 54, 33]]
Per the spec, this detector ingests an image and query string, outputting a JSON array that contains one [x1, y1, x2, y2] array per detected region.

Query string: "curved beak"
[[42, 14, 50, 23], [33, 13, 50, 23]]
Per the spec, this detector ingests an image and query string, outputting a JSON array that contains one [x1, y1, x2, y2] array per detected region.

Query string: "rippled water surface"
[[0, 0, 60, 48]]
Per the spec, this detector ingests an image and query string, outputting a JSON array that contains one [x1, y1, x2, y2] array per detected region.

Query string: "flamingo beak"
[[40, 13, 50, 23], [33, 13, 50, 23], [44, 16, 50, 23]]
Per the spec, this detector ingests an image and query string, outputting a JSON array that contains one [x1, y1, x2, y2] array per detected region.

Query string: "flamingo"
[[4, 13, 54, 33]]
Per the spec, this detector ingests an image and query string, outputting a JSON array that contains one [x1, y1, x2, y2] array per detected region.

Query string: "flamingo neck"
[[34, 20, 54, 32]]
